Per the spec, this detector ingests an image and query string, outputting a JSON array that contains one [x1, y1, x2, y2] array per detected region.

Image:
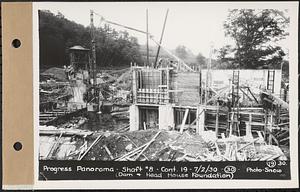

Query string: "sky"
[[36, 2, 291, 58]]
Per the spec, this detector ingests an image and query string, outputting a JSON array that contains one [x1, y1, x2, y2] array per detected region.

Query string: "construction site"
[[39, 10, 290, 162]]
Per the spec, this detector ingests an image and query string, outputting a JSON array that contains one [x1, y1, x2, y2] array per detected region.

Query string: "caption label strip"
[[39, 160, 290, 180]]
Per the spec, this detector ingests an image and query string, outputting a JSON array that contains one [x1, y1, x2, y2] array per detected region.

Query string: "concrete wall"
[[200, 69, 282, 95], [170, 69, 282, 106]]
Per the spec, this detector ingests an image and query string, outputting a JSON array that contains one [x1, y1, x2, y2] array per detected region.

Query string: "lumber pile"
[[174, 135, 287, 162], [39, 129, 287, 161]]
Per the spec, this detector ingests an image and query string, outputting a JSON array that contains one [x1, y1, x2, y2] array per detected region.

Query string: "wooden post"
[[215, 102, 219, 137], [154, 9, 169, 66], [159, 70, 162, 103], [197, 105, 205, 135], [132, 69, 137, 104], [229, 112, 234, 136], [180, 108, 189, 134], [149, 71, 152, 103], [269, 134, 272, 145], [166, 68, 170, 103], [264, 110, 268, 140], [199, 70, 202, 104], [103, 145, 114, 160], [146, 9, 149, 66], [79, 134, 102, 160], [139, 71, 143, 103], [269, 114, 273, 144]]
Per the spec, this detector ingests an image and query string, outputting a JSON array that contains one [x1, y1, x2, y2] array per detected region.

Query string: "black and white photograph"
[[36, 2, 297, 183]]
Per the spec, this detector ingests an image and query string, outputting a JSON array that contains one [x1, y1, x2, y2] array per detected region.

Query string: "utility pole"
[[146, 9, 149, 66], [154, 9, 169, 67], [90, 10, 97, 92]]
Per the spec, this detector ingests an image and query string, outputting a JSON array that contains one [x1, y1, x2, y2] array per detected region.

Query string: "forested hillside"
[[39, 10, 142, 69]]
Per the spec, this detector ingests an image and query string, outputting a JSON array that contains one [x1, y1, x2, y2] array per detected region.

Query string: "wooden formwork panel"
[[170, 72, 200, 106]]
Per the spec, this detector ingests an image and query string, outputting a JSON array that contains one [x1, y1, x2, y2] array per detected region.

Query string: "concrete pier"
[[159, 104, 174, 130], [129, 105, 139, 131]]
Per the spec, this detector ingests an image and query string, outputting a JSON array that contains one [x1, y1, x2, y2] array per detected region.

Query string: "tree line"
[[40, 9, 289, 75], [39, 10, 142, 70]]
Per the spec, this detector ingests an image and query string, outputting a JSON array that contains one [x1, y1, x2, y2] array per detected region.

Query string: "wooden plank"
[[46, 132, 63, 158], [103, 145, 114, 160], [256, 131, 265, 142], [279, 137, 289, 143], [39, 129, 93, 137], [115, 143, 147, 161], [237, 138, 260, 151], [78, 134, 102, 160], [180, 108, 189, 134], [121, 135, 149, 160], [133, 131, 161, 160]]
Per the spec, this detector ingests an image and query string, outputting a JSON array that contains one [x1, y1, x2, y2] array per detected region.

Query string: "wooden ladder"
[[267, 70, 275, 93], [230, 70, 240, 136]]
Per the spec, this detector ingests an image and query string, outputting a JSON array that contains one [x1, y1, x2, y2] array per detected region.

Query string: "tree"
[[216, 45, 236, 69], [196, 53, 206, 69], [175, 45, 188, 60], [174, 45, 199, 68], [220, 9, 289, 69]]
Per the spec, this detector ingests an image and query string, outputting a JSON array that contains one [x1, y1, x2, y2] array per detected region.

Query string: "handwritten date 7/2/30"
[[192, 165, 218, 174]]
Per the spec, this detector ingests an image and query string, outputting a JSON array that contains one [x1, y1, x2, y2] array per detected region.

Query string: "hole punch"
[[12, 39, 21, 48], [13, 142, 22, 151]]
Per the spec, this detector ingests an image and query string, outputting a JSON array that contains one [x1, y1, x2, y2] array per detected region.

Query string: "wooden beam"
[[246, 87, 259, 104], [103, 145, 114, 160], [133, 131, 161, 160], [239, 87, 253, 101], [46, 132, 63, 158], [115, 143, 148, 161], [180, 108, 189, 134], [79, 134, 103, 160], [132, 70, 137, 103]]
